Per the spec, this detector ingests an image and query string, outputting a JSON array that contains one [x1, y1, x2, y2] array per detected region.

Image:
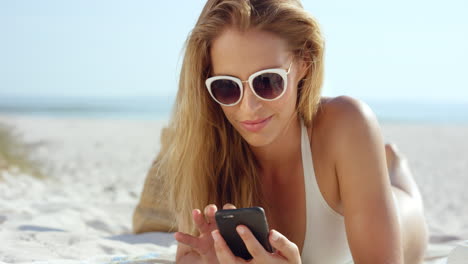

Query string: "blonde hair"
[[156, 0, 325, 235]]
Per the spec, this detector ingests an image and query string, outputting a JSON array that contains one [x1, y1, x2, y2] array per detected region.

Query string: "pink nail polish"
[[211, 230, 219, 241], [271, 229, 280, 241], [237, 226, 245, 235]]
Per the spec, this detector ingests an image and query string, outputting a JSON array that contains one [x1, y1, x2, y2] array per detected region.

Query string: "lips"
[[240, 115, 273, 132], [241, 117, 271, 124]]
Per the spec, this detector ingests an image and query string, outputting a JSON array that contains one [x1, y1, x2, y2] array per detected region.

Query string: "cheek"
[[220, 106, 236, 122], [273, 83, 298, 112]]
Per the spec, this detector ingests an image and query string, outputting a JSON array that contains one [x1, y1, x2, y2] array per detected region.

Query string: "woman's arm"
[[330, 96, 403, 264]]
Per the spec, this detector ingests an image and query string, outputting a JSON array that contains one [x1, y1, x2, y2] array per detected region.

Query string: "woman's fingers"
[[237, 225, 267, 261], [193, 205, 218, 235], [193, 209, 211, 234], [269, 229, 300, 261], [174, 231, 200, 249], [223, 203, 236, 209], [204, 204, 217, 226], [211, 229, 238, 263], [193, 204, 237, 235]]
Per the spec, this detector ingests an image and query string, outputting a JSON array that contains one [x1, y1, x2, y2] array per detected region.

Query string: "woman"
[[133, 0, 428, 263]]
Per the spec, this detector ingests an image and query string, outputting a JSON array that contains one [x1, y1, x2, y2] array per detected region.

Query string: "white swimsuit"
[[299, 118, 354, 264]]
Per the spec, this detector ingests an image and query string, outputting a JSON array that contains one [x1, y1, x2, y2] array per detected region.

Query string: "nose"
[[239, 81, 262, 113]]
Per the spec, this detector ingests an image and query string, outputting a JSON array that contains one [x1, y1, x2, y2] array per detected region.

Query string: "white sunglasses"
[[205, 60, 294, 106]]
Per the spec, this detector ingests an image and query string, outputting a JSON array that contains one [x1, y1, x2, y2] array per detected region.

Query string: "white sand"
[[0, 114, 467, 263]]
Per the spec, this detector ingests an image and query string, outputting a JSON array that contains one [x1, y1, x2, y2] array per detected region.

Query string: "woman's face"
[[209, 27, 306, 147]]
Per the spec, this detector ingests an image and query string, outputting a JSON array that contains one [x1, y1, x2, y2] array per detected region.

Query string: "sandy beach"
[[0, 114, 467, 263]]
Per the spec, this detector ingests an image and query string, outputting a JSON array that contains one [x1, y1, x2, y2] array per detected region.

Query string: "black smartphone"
[[215, 206, 273, 260]]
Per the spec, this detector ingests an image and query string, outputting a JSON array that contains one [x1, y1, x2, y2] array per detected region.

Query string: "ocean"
[[0, 96, 467, 124]]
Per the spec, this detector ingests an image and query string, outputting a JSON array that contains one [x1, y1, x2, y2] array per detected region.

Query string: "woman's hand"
[[211, 225, 301, 264], [175, 203, 237, 264]]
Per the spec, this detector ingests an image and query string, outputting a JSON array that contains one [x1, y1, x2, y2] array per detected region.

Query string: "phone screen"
[[215, 206, 273, 260]]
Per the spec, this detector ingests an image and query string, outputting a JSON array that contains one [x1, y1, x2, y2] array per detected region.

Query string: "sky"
[[0, 0, 467, 103]]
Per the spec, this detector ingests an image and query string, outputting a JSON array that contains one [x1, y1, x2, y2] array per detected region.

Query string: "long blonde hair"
[[156, 0, 325, 235]]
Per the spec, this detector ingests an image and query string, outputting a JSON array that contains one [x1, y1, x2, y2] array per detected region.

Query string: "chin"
[[231, 117, 280, 147], [239, 130, 276, 147]]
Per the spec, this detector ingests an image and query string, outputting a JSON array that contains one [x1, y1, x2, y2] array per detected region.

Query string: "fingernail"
[[237, 226, 245, 235], [271, 229, 280, 241], [211, 230, 220, 241]]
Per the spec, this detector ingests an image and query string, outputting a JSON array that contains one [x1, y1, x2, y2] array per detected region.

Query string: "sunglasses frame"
[[205, 60, 294, 106]]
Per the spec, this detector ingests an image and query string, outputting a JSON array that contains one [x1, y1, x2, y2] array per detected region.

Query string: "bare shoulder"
[[311, 95, 383, 166], [312, 95, 380, 141], [315, 95, 387, 182], [316, 95, 377, 126]]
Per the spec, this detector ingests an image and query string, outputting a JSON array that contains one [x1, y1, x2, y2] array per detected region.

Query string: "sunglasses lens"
[[252, 73, 284, 100], [210, 79, 241, 105]]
